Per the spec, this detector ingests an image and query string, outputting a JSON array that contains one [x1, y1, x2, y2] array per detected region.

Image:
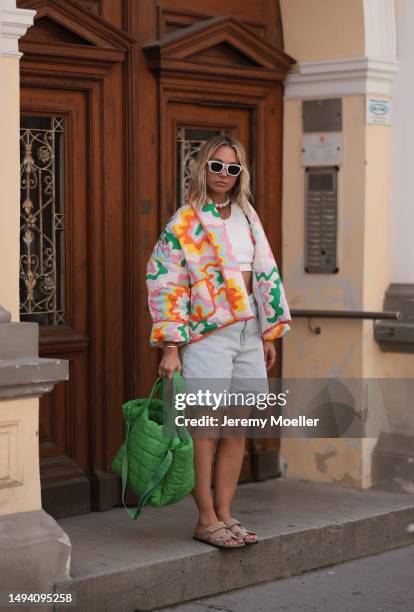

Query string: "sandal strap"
[[226, 518, 257, 538], [202, 523, 241, 545], [205, 521, 228, 534], [239, 526, 256, 536], [225, 518, 241, 529]]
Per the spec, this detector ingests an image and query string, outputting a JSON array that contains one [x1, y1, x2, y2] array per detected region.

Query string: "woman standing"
[[146, 135, 291, 549]]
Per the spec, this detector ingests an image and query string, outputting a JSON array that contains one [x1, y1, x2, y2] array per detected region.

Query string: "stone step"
[[54, 478, 414, 611]]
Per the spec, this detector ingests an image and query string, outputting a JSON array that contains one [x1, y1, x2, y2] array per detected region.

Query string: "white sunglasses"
[[206, 160, 244, 177]]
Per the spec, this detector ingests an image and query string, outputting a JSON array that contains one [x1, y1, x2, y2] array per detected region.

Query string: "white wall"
[[389, 0, 414, 282]]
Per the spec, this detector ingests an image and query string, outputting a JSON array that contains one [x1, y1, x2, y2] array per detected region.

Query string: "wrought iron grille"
[[19, 116, 66, 325], [176, 126, 227, 206]]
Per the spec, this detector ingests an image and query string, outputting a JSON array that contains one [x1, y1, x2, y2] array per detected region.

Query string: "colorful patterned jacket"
[[146, 201, 291, 347]]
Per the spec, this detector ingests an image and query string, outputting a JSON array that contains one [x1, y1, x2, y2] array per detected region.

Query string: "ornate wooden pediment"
[[17, 0, 133, 63], [143, 15, 295, 81]]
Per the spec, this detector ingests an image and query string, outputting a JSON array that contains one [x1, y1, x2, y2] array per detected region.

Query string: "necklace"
[[214, 195, 231, 209], [219, 204, 232, 221]]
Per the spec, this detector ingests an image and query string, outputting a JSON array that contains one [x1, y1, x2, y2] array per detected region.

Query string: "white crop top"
[[222, 204, 254, 271]]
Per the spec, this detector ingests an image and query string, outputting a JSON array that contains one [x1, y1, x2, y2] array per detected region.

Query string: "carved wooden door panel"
[[20, 88, 91, 517], [18, 0, 132, 518]]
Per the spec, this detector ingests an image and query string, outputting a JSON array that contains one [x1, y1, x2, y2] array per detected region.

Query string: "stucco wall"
[[280, 0, 365, 63], [283, 96, 365, 380], [279, 0, 411, 487]]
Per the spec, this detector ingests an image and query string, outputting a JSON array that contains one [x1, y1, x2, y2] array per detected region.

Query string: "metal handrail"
[[290, 309, 400, 334], [291, 309, 400, 320]]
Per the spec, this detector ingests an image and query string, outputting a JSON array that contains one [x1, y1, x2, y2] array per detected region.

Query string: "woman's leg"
[[192, 435, 244, 546], [191, 436, 217, 527], [179, 329, 243, 545], [212, 434, 246, 525], [212, 295, 265, 542], [212, 417, 258, 543]]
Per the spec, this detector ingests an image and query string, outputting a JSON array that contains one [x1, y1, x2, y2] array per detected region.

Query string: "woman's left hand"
[[263, 340, 276, 370]]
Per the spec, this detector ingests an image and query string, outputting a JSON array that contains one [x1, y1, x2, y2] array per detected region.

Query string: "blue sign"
[[366, 97, 391, 125]]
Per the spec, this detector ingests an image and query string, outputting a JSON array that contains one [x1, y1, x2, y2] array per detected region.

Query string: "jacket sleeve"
[[146, 222, 191, 348], [248, 203, 292, 341]]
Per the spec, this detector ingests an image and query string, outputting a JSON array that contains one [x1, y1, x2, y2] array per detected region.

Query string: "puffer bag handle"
[[161, 371, 191, 443], [120, 420, 173, 520]]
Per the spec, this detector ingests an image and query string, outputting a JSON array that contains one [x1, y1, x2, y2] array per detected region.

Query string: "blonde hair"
[[185, 135, 253, 214]]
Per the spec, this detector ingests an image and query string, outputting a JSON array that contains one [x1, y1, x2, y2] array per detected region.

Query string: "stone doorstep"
[[52, 478, 414, 611]]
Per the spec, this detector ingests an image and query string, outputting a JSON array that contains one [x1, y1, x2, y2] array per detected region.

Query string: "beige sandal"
[[193, 521, 246, 550], [225, 518, 259, 544]]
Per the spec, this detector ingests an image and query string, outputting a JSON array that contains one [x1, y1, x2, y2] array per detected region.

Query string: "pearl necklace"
[[214, 195, 231, 209]]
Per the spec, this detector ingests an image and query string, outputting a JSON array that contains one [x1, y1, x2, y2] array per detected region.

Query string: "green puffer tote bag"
[[111, 372, 194, 519]]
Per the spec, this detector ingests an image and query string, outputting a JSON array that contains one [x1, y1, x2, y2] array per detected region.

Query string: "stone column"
[[0, 1, 72, 600], [279, 0, 402, 489]]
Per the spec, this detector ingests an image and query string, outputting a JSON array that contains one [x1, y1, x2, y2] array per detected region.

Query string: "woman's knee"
[[217, 435, 245, 446], [193, 436, 218, 449]]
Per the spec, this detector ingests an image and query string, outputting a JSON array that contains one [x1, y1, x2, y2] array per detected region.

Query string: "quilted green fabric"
[[111, 375, 194, 519]]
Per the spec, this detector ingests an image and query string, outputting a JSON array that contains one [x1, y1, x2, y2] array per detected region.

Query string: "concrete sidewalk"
[[54, 478, 414, 611]]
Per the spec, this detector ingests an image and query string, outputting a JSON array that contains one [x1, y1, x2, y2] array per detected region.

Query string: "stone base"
[[0, 509, 71, 598], [250, 446, 281, 480], [372, 432, 414, 493]]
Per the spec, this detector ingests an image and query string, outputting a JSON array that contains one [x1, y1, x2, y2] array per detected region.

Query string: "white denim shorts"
[[179, 293, 269, 406]]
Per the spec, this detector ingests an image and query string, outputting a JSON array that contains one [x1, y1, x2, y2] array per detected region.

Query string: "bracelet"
[[164, 344, 178, 349]]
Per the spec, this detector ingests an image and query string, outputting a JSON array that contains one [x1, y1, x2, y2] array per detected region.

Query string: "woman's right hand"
[[159, 347, 182, 378]]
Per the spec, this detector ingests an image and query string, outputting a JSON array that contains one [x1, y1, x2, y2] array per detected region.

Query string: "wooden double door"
[[17, 0, 294, 518]]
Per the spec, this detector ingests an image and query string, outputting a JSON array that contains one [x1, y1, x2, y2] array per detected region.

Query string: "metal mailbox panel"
[[305, 167, 338, 273]]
